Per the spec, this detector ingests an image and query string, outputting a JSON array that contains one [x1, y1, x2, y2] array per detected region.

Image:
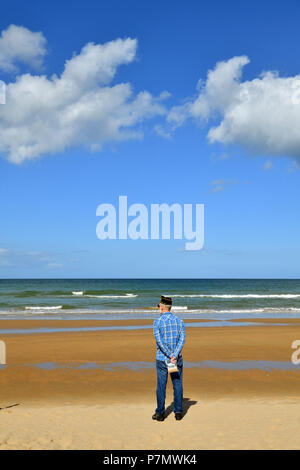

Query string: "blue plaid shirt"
[[153, 311, 185, 361]]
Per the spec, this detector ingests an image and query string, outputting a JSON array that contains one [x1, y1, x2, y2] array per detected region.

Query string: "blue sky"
[[0, 0, 300, 278]]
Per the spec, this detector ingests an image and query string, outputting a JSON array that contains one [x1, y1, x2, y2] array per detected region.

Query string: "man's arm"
[[172, 320, 186, 359], [153, 319, 172, 359]]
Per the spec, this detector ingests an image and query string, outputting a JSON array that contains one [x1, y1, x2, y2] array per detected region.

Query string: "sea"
[[0, 278, 300, 321]]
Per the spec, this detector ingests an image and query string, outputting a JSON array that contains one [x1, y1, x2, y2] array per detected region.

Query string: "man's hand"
[[171, 355, 177, 364]]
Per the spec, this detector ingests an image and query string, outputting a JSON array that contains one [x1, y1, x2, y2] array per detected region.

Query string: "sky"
[[0, 0, 300, 278]]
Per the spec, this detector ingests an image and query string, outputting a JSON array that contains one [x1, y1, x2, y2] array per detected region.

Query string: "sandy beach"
[[1, 318, 300, 449]]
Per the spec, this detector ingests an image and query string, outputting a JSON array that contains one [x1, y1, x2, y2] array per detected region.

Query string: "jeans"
[[155, 356, 183, 415]]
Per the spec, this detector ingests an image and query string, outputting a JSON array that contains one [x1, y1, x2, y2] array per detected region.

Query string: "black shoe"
[[175, 412, 183, 420], [152, 412, 165, 421]]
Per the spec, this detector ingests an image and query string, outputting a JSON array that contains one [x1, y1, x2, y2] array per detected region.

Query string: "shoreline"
[[0, 318, 210, 330], [0, 316, 299, 333]]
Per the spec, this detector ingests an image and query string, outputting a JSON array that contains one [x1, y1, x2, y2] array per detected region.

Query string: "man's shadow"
[[165, 397, 197, 419]]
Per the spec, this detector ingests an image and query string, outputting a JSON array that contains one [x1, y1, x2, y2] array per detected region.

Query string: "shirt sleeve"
[[172, 320, 186, 359], [153, 319, 172, 359]]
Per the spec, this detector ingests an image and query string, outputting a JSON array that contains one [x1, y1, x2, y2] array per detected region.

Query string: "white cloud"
[[263, 160, 273, 170], [210, 151, 228, 162], [211, 184, 223, 193], [0, 247, 65, 270], [0, 24, 47, 72], [0, 29, 168, 163], [154, 123, 172, 139], [46, 262, 63, 269], [168, 56, 300, 161], [209, 178, 238, 193], [287, 160, 300, 173]]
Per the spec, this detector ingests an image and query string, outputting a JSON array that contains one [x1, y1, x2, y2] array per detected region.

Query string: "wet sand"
[[1, 318, 300, 449], [0, 317, 212, 330]]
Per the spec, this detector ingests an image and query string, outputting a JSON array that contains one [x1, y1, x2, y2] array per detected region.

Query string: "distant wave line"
[[172, 294, 300, 299], [5, 306, 300, 316], [71, 291, 137, 299], [24, 306, 63, 311]]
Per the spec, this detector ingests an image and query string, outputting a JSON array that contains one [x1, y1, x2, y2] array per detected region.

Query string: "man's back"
[[153, 296, 185, 420], [153, 311, 185, 361]]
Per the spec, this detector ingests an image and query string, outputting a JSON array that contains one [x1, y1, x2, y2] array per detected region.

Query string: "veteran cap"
[[157, 295, 172, 307]]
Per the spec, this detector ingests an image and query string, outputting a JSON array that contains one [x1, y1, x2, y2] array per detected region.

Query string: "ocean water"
[[0, 278, 300, 321]]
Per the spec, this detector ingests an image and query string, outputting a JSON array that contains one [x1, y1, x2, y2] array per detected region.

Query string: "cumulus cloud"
[[168, 55, 300, 161], [0, 28, 168, 163], [0, 24, 47, 72]]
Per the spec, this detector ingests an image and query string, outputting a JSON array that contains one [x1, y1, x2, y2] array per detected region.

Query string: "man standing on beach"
[[152, 295, 186, 421]]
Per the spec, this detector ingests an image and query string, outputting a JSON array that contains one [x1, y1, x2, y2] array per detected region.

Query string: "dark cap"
[[158, 295, 172, 307]]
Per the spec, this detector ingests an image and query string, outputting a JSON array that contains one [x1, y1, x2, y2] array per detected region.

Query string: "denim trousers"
[[155, 356, 183, 415]]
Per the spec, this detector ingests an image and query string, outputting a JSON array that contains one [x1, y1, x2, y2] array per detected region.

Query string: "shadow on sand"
[[164, 397, 197, 419], [0, 403, 20, 411]]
